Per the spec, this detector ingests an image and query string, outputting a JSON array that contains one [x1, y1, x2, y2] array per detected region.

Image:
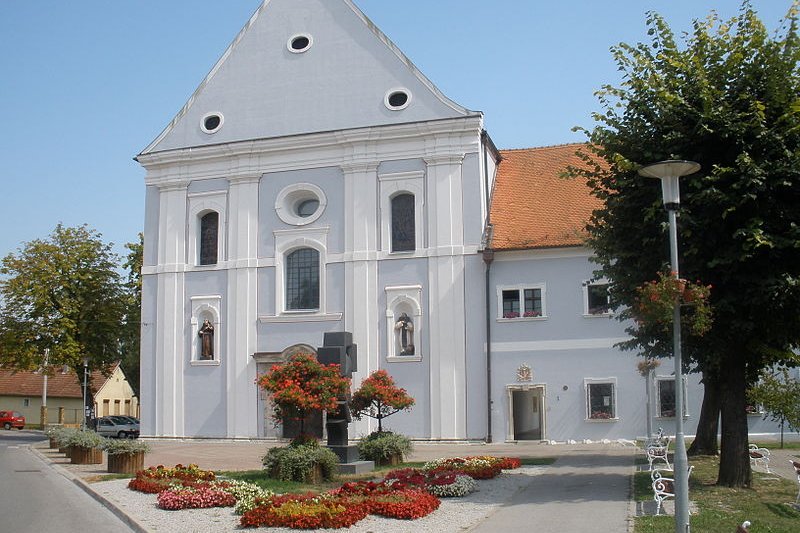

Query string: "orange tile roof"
[[490, 143, 603, 250], [0, 363, 117, 398]]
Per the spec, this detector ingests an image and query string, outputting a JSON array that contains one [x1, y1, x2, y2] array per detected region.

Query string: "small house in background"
[[0, 361, 138, 427]]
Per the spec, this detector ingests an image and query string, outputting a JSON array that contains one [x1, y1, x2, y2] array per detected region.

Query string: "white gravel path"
[[92, 465, 547, 533]]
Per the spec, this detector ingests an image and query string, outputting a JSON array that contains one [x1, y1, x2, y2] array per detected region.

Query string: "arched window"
[[391, 193, 415, 252], [286, 248, 319, 310], [199, 211, 219, 265]]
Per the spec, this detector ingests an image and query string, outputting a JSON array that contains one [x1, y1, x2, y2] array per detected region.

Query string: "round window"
[[384, 89, 412, 111], [201, 112, 224, 134], [275, 183, 327, 226], [296, 199, 320, 218], [288, 34, 313, 54]]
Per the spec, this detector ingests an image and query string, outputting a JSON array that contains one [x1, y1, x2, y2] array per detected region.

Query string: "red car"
[[0, 410, 25, 430]]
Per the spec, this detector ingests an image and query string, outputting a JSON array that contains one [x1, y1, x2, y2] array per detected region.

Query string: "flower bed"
[[128, 464, 216, 494], [157, 484, 236, 510], [383, 467, 477, 497], [422, 456, 521, 480], [423, 470, 477, 498], [367, 488, 440, 519], [240, 493, 369, 529]]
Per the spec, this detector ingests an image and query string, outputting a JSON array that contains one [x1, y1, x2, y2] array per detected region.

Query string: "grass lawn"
[[634, 455, 800, 532], [221, 456, 556, 494]]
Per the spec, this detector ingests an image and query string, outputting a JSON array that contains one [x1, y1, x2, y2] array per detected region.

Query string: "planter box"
[[378, 453, 403, 467], [107, 452, 145, 474], [270, 463, 324, 483], [49, 437, 59, 449], [71, 446, 103, 465]]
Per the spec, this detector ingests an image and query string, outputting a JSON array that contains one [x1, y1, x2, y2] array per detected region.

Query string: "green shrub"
[[102, 438, 151, 455], [53, 427, 80, 447], [66, 429, 105, 449], [262, 440, 339, 482], [357, 431, 412, 463]]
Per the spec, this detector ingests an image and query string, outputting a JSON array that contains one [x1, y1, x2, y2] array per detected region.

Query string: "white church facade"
[[137, 0, 788, 442]]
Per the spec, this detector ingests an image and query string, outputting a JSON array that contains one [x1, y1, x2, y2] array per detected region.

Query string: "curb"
[[27, 444, 150, 533]]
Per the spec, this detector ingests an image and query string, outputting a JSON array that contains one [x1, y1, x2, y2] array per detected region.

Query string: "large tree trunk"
[[687, 370, 720, 456], [717, 361, 751, 487]]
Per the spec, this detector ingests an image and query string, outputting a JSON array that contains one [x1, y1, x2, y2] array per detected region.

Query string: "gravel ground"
[[92, 465, 547, 533]]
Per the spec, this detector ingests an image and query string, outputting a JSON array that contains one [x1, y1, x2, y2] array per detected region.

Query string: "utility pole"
[[40, 348, 49, 428]]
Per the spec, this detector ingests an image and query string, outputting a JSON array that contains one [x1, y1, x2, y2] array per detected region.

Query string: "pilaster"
[[154, 181, 188, 437], [226, 173, 261, 438], [424, 156, 467, 439], [342, 162, 380, 436]]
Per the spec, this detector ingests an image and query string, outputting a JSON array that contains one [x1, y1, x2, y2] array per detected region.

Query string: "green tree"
[[0, 224, 126, 389], [572, 2, 800, 486], [747, 367, 800, 448], [119, 233, 143, 394]]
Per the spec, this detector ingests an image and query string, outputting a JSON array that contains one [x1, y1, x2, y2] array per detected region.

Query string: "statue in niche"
[[394, 313, 415, 355], [198, 319, 214, 359]]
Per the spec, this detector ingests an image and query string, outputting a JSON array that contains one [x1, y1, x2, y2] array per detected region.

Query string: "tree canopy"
[[119, 233, 143, 394], [350, 369, 415, 433], [0, 224, 127, 377], [572, 1, 800, 486]]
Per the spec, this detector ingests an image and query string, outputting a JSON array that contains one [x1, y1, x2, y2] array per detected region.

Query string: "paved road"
[[470, 452, 633, 533], [0, 430, 133, 533]]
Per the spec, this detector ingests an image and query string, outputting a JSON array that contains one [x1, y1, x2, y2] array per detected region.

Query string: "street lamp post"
[[81, 357, 89, 429], [639, 160, 701, 533]]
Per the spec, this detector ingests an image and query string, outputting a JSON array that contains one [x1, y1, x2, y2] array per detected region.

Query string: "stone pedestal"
[[327, 444, 360, 464], [337, 460, 375, 475]]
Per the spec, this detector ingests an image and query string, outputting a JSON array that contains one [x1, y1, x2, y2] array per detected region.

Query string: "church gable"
[[141, 0, 474, 155]]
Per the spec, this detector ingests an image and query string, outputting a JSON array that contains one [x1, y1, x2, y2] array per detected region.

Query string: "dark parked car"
[[95, 416, 139, 438], [0, 410, 25, 430]]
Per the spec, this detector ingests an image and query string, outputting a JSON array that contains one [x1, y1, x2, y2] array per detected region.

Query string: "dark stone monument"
[[316, 332, 371, 471]]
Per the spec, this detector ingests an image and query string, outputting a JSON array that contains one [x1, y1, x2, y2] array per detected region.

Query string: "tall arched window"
[[286, 248, 319, 310], [199, 212, 219, 265], [391, 193, 415, 252]]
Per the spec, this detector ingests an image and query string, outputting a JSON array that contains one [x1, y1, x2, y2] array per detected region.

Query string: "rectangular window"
[[586, 380, 616, 420], [586, 283, 610, 315], [657, 378, 688, 417], [502, 290, 520, 317], [22, 398, 30, 407], [499, 285, 545, 319]]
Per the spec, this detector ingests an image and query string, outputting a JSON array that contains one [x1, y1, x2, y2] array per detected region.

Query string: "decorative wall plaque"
[[517, 364, 533, 383]]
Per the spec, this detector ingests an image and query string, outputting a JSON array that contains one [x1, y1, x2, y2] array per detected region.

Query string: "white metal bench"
[[646, 435, 672, 471], [748, 444, 771, 473], [651, 466, 694, 516]]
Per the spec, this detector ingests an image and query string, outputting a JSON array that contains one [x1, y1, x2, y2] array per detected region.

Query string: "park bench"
[[651, 465, 694, 516], [748, 444, 771, 473], [645, 431, 672, 471], [792, 460, 800, 504]]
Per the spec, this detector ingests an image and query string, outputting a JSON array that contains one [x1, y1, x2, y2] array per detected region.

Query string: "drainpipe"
[[482, 247, 494, 443]]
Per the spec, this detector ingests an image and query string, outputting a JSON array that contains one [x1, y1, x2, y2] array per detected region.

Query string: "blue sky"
[[0, 0, 791, 263]]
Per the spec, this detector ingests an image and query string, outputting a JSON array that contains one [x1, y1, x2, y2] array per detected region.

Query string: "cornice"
[[140, 117, 483, 187]]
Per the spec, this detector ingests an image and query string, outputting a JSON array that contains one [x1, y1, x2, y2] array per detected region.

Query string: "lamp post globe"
[[638, 159, 700, 533]]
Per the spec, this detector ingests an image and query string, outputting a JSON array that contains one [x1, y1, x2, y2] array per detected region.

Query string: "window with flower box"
[[498, 284, 545, 320], [583, 282, 611, 316], [585, 378, 617, 420]]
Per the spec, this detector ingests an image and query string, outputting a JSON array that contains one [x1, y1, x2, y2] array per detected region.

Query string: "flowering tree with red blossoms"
[[350, 369, 414, 432], [257, 353, 350, 435]]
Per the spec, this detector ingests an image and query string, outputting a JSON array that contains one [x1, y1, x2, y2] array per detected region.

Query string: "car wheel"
[[3, 422, 10, 430], [117, 431, 127, 439]]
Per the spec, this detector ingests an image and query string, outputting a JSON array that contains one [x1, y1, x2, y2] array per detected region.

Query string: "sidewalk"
[[30, 437, 639, 532]]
